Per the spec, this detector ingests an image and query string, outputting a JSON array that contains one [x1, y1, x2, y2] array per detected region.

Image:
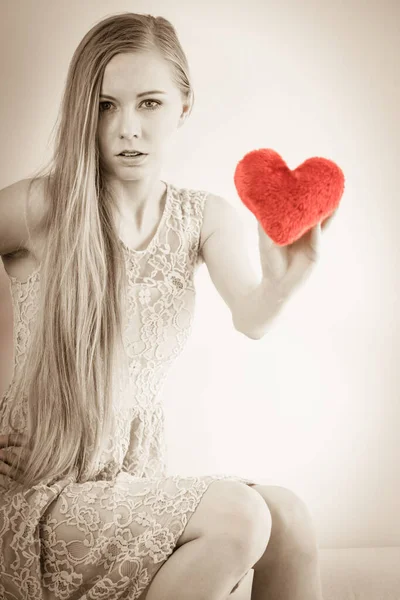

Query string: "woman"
[[0, 12, 331, 600]]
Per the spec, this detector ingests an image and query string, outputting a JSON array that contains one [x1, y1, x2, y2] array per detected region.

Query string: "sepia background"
[[0, 0, 398, 551]]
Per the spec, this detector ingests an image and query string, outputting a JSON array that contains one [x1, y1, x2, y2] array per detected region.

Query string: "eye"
[[141, 99, 162, 110], [99, 101, 113, 112], [99, 100, 162, 112]]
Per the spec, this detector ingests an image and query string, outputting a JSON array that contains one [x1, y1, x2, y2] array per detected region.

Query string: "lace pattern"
[[0, 182, 256, 599]]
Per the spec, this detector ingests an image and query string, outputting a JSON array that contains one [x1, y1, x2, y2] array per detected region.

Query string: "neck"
[[110, 176, 166, 230]]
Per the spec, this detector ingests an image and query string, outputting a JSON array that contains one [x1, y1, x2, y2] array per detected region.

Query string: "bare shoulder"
[[0, 176, 49, 257], [200, 192, 240, 249]]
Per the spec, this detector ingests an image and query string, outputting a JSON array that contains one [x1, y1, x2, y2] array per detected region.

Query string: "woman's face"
[[97, 50, 188, 180]]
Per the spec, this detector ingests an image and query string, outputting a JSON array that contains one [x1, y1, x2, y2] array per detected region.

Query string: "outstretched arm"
[[199, 193, 289, 339], [199, 193, 334, 339]]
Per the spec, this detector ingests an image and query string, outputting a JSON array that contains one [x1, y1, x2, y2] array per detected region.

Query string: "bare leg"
[[144, 535, 248, 600], [143, 480, 272, 600], [251, 540, 323, 600], [249, 484, 324, 600]]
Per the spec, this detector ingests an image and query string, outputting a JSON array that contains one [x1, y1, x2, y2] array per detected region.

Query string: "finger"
[[0, 448, 15, 465], [260, 248, 288, 282], [0, 459, 22, 480], [0, 433, 27, 448], [258, 224, 289, 282], [0, 461, 12, 477], [308, 223, 321, 260], [0, 449, 25, 476], [0, 434, 14, 448], [257, 221, 275, 248], [0, 447, 27, 469], [0, 434, 9, 448], [288, 247, 316, 287], [321, 211, 337, 231]]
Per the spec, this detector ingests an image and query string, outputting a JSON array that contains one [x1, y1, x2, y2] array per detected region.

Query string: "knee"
[[204, 480, 272, 568], [263, 485, 319, 558]]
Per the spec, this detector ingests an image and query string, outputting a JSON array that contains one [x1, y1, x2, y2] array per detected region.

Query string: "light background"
[[0, 0, 398, 549]]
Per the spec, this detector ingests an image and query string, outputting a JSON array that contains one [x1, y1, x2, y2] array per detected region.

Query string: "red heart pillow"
[[234, 149, 345, 246]]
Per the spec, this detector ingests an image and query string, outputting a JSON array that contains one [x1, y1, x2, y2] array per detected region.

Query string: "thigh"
[[175, 479, 271, 548]]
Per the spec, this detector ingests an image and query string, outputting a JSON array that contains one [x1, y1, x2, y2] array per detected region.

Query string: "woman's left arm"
[[200, 193, 337, 339]]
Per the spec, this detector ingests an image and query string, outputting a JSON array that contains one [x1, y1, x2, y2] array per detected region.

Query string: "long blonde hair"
[[8, 12, 194, 492]]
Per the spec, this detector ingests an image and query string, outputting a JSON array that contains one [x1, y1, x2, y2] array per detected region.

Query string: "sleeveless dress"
[[0, 181, 257, 600]]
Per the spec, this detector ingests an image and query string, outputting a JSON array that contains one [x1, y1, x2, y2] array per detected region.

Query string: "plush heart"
[[234, 149, 345, 246]]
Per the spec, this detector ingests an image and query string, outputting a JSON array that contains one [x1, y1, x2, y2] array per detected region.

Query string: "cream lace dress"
[[0, 182, 256, 599]]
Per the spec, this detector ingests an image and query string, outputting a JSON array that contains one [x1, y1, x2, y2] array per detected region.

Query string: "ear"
[[178, 104, 190, 128]]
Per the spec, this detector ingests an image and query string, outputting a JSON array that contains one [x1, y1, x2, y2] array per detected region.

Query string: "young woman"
[[0, 12, 331, 600]]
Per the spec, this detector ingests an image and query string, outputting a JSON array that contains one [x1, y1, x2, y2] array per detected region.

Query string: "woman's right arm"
[[0, 179, 31, 258]]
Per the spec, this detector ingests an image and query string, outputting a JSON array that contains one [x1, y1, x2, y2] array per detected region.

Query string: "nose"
[[119, 106, 141, 139]]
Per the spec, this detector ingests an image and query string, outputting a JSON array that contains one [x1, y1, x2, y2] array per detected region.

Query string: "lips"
[[117, 151, 147, 156], [117, 153, 148, 165]]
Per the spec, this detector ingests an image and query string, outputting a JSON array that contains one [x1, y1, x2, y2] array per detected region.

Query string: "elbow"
[[245, 330, 267, 340], [235, 323, 267, 340], [233, 314, 267, 340]]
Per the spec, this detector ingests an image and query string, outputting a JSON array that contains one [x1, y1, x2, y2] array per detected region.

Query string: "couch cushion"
[[319, 547, 400, 600]]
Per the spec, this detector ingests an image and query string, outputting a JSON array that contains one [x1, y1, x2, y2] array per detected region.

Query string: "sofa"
[[231, 547, 400, 599]]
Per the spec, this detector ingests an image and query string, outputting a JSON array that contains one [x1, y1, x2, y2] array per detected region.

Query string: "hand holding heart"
[[234, 148, 345, 296]]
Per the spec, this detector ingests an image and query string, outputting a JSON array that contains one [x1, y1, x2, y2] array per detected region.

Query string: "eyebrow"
[[99, 90, 167, 100]]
